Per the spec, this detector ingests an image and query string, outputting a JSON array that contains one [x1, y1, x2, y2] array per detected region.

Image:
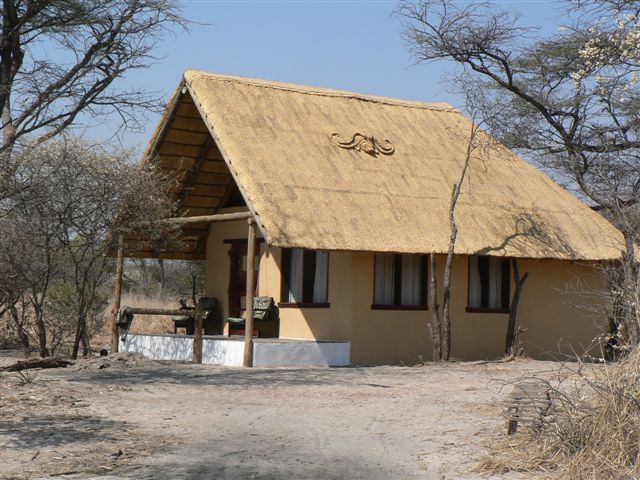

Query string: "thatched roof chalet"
[[126, 70, 624, 261]]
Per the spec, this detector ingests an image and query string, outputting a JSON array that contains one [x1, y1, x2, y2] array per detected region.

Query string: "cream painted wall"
[[205, 219, 607, 365], [204, 208, 265, 322], [275, 250, 355, 342]]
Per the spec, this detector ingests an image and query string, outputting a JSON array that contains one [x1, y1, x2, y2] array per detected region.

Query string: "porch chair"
[[172, 297, 222, 336], [226, 296, 279, 338], [172, 299, 194, 334], [116, 307, 134, 342]]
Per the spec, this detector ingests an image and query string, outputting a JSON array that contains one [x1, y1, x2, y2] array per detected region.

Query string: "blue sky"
[[89, 1, 566, 150]]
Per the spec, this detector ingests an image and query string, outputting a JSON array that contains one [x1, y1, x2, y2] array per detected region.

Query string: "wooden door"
[[227, 240, 259, 318]]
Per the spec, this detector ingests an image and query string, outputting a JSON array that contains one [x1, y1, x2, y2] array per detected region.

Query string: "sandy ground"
[[0, 351, 567, 480]]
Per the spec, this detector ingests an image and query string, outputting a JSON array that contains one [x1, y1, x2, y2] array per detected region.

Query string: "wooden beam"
[[123, 307, 196, 317], [166, 124, 210, 135], [164, 211, 252, 225], [158, 143, 202, 157], [163, 129, 209, 146], [193, 223, 211, 259], [243, 218, 257, 368], [176, 136, 213, 210], [120, 251, 205, 261], [146, 81, 185, 161], [184, 82, 264, 239], [111, 235, 125, 353]]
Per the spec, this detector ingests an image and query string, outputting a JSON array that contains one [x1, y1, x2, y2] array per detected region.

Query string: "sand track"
[[1, 352, 564, 479]]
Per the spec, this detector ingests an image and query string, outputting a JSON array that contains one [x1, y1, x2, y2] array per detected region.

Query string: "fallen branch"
[[0, 356, 74, 372]]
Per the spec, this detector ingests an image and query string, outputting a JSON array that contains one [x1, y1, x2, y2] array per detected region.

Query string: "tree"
[[399, 0, 640, 348], [429, 118, 480, 361], [505, 259, 529, 357], [0, 1, 188, 357], [0, 137, 177, 357], [0, 0, 186, 152]]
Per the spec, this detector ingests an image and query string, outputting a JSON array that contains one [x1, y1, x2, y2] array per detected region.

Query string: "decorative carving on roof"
[[330, 133, 395, 156]]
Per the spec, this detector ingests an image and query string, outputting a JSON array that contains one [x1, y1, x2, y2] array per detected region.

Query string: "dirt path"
[[1, 353, 563, 479]]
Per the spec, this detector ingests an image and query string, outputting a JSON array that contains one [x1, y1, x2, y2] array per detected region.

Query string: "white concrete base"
[[122, 334, 193, 362], [121, 334, 350, 367], [202, 336, 245, 366], [253, 338, 350, 367]]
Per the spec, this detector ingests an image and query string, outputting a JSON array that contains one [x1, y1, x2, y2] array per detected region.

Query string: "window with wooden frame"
[[280, 248, 329, 308], [467, 256, 511, 312], [372, 254, 428, 310]]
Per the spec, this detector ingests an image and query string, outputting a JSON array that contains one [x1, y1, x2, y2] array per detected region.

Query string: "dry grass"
[[477, 349, 640, 479], [93, 293, 182, 348], [119, 293, 181, 334]]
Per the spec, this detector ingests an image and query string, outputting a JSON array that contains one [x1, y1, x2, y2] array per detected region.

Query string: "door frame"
[[224, 238, 263, 318]]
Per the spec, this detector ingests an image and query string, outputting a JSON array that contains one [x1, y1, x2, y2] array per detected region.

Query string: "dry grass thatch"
[[126, 70, 626, 261], [477, 349, 640, 479]]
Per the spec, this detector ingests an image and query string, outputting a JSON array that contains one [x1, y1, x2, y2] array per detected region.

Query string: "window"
[[372, 254, 428, 309], [281, 248, 329, 306], [468, 256, 510, 311]]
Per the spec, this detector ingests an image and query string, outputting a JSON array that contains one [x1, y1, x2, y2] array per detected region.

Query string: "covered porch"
[[112, 211, 351, 368]]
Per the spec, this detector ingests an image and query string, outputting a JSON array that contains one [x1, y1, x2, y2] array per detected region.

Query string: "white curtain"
[[374, 254, 395, 305], [488, 257, 502, 309], [469, 256, 482, 308], [401, 255, 422, 305], [312, 251, 328, 303], [288, 248, 303, 302]]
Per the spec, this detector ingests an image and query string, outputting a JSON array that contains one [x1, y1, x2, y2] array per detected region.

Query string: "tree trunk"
[[82, 324, 90, 357], [0, 356, 74, 372], [505, 259, 529, 356], [71, 315, 85, 359], [428, 254, 442, 361], [158, 258, 166, 290], [439, 122, 477, 361], [191, 272, 197, 306], [9, 302, 30, 357], [441, 241, 455, 361], [32, 306, 49, 358], [620, 235, 640, 348], [441, 181, 461, 361]]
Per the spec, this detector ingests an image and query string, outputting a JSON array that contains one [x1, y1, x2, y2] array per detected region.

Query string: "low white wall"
[[253, 340, 350, 367], [121, 334, 350, 367], [122, 334, 193, 362], [202, 337, 244, 367]]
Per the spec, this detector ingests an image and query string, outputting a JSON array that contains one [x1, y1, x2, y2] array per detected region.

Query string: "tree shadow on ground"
[[117, 442, 410, 480], [0, 412, 126, 449], [61, 364, 423, 389]]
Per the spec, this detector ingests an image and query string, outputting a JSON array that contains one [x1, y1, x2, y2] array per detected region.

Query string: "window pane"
[[469, 256, 511, 310], [469, 256, 482, 308], [501, 260, 511, 309], [312, 251, 328, 303], [374, 254, 395, 305], [488, 257, 502, 309], [288, 248, 303, 302], [400, 254, 422, 306]]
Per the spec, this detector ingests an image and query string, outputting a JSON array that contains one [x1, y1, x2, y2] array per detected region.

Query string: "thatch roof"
[[129, 70, 625, 261]]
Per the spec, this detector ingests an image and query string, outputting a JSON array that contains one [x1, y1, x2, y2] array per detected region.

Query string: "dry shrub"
[[477, 349, 640, 479]]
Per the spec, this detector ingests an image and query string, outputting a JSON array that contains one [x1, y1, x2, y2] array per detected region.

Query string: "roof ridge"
[[184, 70, 457, 113]]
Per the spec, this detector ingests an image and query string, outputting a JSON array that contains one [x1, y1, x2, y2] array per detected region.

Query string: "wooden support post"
[[243, 218, 256, 367], [193, 300, 203, 364], [111, 235, 125, 354]]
